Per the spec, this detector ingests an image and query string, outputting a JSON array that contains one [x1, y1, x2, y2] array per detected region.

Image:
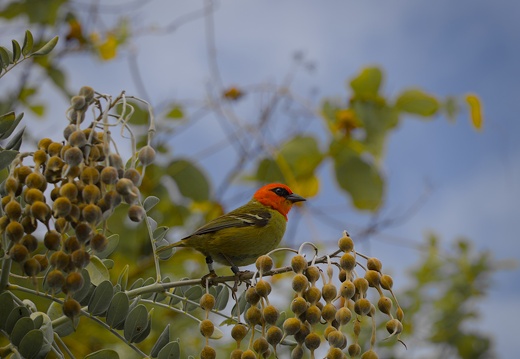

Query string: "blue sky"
[[2, 0, 519, 357]]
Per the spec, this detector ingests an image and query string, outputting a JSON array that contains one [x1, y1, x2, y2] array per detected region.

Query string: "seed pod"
[[367, 257, 382, 272], [361, 349, 379, 359], [108, 153, 124, 169], [81, 166, 100, 184], [254, 279, 271, 298], [54, 217, 69, 234], [253, 337, 269, 355], [53, 197, 72, 217], [305, 266, 320, 284], [353, 277, 369, 296], [44, 230, 62, 251], [63, 298, 82, 318], [266, 326, 283, 346], [64, 147, 84, 167], [102, 191, 121, 208], [255, 255, 273, 273], [199, 319, 214, 338], [63, 272, 84, 294], [90, 233, 108, 252], [322, 283, 338, 302], [47, 155, 64, 172], [50, 251, 70, 270], [338, 233, 354, 252], [46, 269, 65, 291], [38, 138, 53, 151], [138, 145, 156, 166], [305, 304, 321, 325], [327, 329, 346, 348], [340, 252, 356, 271], [82, 184, 101, 204], [6, 221, 24, 242], [70, 95, 87, 111], [100, 166, 119, 185], [262, 305, 279, 325], [200, 346, 216, 359], [200, 293, 216, 311], [294, 323, 311, 345], [14, 166, 32, 183], [304, 332, 321, 351], [396, 307, 404, 321], [291, 274, 309, 293], [79, 86, 95, 102], [59, 182, 79, 201], [386, 318, 403, 335], [348, 343, 362, 357], [33, 254, 49, 271], [128, 205, 146, 222], [31, 201, 51, 222], [291, 254, 308, 273], [21, 234, 38, 252], [64, 236, 80, 253], [71, 249, 90, 269], [380, 274, 393, 290], [241, 350, 256, 359], [115, 178, 134, 196], [283, 317, 301, 336], [377, 296, 392, 315], [9, 243, 29, 262], [365, 270, 381, 287], [303, 286, 321, 305], [68, 130, 87, 148], [23, 258, 41, 276], [4, 177, 19, 195], [23, 188, 44, 205], [21, 216, 37, 234], [321, 303, 337, 322], [291, 345, 304, 359], [354, 298, 372, 316], [123, 168, 141, 186], [340, 280, 355, 299], [47, 142, 63, 157], [230, 349, 243, 359], [335, 306, 352, 326], [5, 200, 22, 221], [245, 306, 262, 326], [231, 324, 248, 343], [82, 204, 102, 224]]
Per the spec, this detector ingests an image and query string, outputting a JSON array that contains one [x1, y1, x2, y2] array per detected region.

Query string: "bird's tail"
[[155, 239, 186, 254]]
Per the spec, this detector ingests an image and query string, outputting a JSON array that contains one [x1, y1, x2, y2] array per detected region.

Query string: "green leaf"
[[33, 36, 59, 56], [143, 196, 160, 212], [117, 265, 129, 291], [88, 280, 114, 316], [330, 140, 384, 211], [350, 67, 383, 98], [22, 30, 34, 57], [18, 329, 44, 359], [0, 292, 15, 330], [46, 66, 68, 94], [215, 285, 230, 311], [157, 341, 181, 359], [183, 286, 203, 312], [124, 304, 149, 342], [12, 39, 21, 62], [0, 149, 16, 169], [151, 324, 170, 358], [132, 308, 152, 343], [85, 349, 120, 359], [0, 47, 11, 68], [153, 226, 169, 242], [6, 127, 25, 151], [165, 105, 184, 120], [141, 277, 155, 300], [86, 255, 110, 286], [103, 259, 114, 269], [106, 292, 130, 328], [10, 317, 34, 346], [5, 306, 30, 334], [395, 89, 440, 117], [0, 111, 24, 140], [129, 278, 144, 290], [96, 234, 119, 259], [167, 159, 210, 202], [153, 276, 170, 302], [29, 312, 53, 356]]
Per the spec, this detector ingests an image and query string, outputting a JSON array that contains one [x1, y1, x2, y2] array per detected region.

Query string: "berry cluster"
[[0, 87, 154, 319]]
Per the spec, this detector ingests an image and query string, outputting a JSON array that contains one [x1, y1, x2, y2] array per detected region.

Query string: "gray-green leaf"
[[157, 341, 181, 359], [88, 280, 114, 316], [33, 36, 59, 56], [106, 292, 129, 328]]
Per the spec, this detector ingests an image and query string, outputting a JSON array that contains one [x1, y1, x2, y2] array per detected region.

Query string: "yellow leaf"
[[465, 93, 483, 131], [223, 86, 244, 100], [289, 175, 319, 199], [98, 33, 118, 61]]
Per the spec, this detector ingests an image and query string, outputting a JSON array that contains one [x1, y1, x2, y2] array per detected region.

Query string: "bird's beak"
[[286, 193, 306, 203]]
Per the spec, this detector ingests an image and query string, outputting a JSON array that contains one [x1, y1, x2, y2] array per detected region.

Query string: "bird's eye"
[[272, 187, 289, 197]]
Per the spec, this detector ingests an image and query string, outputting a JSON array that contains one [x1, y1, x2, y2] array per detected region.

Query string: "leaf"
[[0, 111, 24, 140], [18, 329, 44, 359], [117, 265, 129, 291], [129, 278, 144, 290], [124, 304, 149, 342], [0, 47, 11, 68], [132, 308, 153, 343], [151, 324, 170, 358], [6, 127, 25, 151], [157, 341, 181, 359], [465, 93, 483, 131], [96, 234, 119, 259], [154, 276, 170, 303], [29, 312, 53, 356], [153, 226, 169, 242], [12, 39, 21, 62], [350, 67, 383, 98], [166, 105, 184, 120], [73, 269, 92, 303], [88, 280, 114, 316], [10, 317, 34, 346], [46, 66, 68, 95], [0, 292, 15, 330], [214, 285, 230, 311], [395, 89, 439, 117], [85, 349, 120, 359], [183, 286, 203, 312], [22, 30, 34, 57], [167, 159, 210, 202], [103, 259, 114, 269], [33, 36, 59, 56], [5, 306, 30, 334], [86, 255, 110, 286], [330, 140, 384, 211], [143, 196, 160, 212], [106, 292, 130, 328], [141, 277, 156, 300]]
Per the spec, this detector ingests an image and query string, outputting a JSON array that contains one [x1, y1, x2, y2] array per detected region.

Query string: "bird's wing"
[[186, 209, 271, 237]]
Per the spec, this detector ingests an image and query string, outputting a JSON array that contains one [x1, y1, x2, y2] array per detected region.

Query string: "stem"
[[0, 255, 13, 292]]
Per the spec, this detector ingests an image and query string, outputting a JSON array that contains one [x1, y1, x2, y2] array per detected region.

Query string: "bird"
[[156, 183, 306, 274]]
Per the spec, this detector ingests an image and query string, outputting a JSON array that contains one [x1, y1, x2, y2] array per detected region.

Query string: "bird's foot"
[[232, 270, 252, 293], [201, 270, 218, 287]]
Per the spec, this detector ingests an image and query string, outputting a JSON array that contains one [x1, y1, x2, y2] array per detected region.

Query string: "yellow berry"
[[266, 326, 283, 346], [262, 305, 279, 325], [63, 298, 82, 318], [283, 317, 301, 336], [199, 319, 214, 338], [255, 255, 273, 273], [291, 254, 308, 273], [291, 273, 309, 293]]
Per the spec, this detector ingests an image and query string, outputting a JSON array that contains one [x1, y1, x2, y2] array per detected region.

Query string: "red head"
[[253, 183, 306, 219]]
